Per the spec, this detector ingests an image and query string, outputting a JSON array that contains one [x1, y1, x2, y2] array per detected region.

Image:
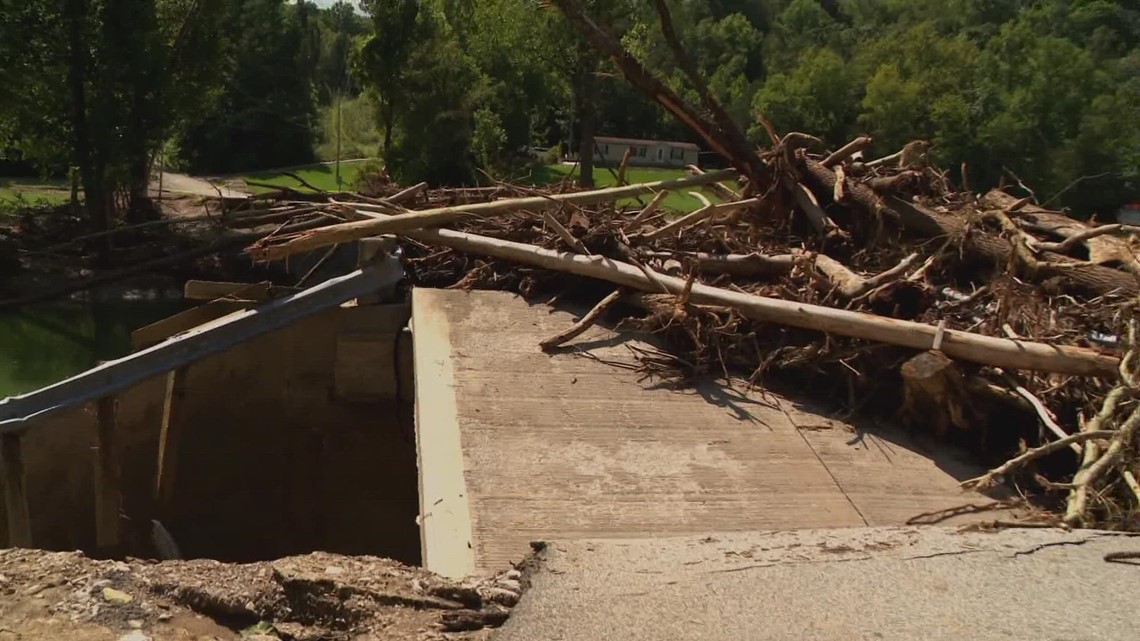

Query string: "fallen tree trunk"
[[983, 190, 1140, 276], [400, 226, 1119, 377], [250, 170, 738, 261], [550, 0, 770, 189], [797, 159, 1140, 297]]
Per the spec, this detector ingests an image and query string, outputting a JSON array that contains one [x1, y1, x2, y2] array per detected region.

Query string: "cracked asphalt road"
[[495, 526, 1140, 641]]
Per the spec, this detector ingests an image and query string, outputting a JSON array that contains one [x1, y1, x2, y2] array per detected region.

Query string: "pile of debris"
[[220, 149, 1137, 532], [217, 0, 1140, 531]]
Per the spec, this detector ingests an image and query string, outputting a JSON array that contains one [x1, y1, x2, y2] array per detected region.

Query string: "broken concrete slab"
[[497, 527, 1140, 641]]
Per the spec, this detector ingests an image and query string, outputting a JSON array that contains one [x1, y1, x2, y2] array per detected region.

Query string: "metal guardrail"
[[0, 256, 403, 435]]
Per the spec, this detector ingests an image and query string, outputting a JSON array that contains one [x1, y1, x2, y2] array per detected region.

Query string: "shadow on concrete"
[[528, 292, 1011, 512]]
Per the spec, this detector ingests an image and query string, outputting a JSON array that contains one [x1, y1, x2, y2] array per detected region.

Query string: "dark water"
[[0, 295, 188, 397]]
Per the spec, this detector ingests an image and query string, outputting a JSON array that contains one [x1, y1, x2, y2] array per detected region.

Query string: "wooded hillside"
[[2, 0, 1137, 224]]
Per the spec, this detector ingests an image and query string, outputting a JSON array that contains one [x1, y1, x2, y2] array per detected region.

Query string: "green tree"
[[357, 0, 424, 160], [177, 0, 317, 173], [753, 48, 860, 144]]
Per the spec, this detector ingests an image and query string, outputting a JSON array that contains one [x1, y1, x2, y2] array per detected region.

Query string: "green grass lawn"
[[0, 178, 71, 209], [533, 164, 720, 213], [221, 159, 374, 194]]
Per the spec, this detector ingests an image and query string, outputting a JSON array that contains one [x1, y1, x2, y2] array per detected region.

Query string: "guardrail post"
[[1, 434, 32, 547]]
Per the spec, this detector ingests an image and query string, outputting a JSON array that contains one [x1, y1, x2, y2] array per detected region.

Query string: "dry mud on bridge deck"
[[411, 289, 1000, 578]]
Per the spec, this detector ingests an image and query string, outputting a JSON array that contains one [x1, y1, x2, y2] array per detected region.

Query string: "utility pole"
[[335, 92, 342, 188]]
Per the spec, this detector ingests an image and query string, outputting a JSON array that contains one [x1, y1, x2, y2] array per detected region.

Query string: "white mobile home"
[[594, 136, 700, 168]]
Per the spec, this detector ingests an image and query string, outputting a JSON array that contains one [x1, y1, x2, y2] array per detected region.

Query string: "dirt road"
[[150, 173, 250, 200]]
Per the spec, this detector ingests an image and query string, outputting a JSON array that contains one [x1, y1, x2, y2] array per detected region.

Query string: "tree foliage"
[[2, 0, 1137, 218]]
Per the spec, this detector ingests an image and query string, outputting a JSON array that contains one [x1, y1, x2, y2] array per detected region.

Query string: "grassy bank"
[[531, 165, 720, 212], [221, 159, 374, 194], [0, 178, 71, 209]]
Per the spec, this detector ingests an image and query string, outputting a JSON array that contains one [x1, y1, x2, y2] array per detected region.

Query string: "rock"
[[157, 613, 173, 622], [22, 583, 48, 596], [324, 566, 344, 575], [495, 579, 521, 593], [483, 587, 520, 607], [117, 632, 151, 641], [503, 569, 521, 581], [102, 587, 133, 604], [129, 619, 144, 629]]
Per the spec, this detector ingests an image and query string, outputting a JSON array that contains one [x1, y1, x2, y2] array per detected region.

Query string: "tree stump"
[[900, 350, 983, 436]]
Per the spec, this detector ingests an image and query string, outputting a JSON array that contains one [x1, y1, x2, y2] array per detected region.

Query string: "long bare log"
[[251, 170, 738, 260], [399, 226, 1119, 377]]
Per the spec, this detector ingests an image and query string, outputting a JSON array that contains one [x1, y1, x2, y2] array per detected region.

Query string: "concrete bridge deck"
[[411, 289, 1003, 578]]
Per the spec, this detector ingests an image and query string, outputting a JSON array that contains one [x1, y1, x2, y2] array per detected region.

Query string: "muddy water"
[[0, 292, 187, 397]]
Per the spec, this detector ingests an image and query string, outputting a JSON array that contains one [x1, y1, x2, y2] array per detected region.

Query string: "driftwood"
[[640, 249, 916, 300], [628, 191, 669, 227], [822, 136, 872, 168], [640, 251, 795, 278], [387, 181, 428, 204], [400, 225, 1118, 376], [251, 170, 737, 260], [811, 252, 919, 299], [983, 190, 1140, 276], [797, 159, 1140, 297], [540, 288, 624, 350], [687, 165, 741, 201], [787, 179, 837, 237], [640, 198, 760, 241], [961, 430, 1116, 489]]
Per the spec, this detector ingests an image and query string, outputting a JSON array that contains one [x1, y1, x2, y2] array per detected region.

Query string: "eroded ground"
[[0, 549, 521, 641]]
